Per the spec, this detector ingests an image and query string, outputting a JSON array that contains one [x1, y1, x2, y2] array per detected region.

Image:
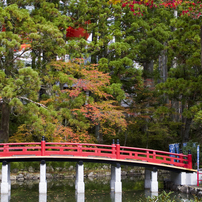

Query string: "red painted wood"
[[0, 141, 192, 169]]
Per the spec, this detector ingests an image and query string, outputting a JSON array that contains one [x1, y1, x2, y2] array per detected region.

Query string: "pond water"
[[2, 176, 195, 202]]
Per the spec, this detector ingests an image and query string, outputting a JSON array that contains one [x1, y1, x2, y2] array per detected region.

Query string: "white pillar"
[[145, 169, 151, 189], [75, 161, 85, 193], [171, 171, 186, 185], [110, 165, 115, 190], [114, 164, 122, 193], [8, 163, 11, 191], [111, 191, 122, 202], [1, 161, 10, 194], [39, 193, 47, 202], [150, 171, 158, 193], [186, 172, 197, 185], [76, 193, 85, 202], [1, 194, 10, 202], [39, 160, 47, 194]]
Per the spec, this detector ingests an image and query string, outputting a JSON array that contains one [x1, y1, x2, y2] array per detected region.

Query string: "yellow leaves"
[[109, 0, 122, 5]]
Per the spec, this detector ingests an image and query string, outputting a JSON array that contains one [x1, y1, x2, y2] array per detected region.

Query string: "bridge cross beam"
[[1, 161, 11, 194]]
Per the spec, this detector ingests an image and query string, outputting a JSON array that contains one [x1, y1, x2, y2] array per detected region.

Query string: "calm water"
[[2, 177, 195, 202]]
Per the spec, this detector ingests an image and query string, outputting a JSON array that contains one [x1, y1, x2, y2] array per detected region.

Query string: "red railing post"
[[112, 139, 115, 157], [116, 139, 120, 159], [41, 136, 45, 156], [187, 150, 192, 169], [3, 144, 9, 154], [78, 144, 82, 156]]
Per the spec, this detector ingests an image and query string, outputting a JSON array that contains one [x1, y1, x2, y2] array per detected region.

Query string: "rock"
[[46, 166, 54, 172], [28, 166, 35, 173], [103, 165, 108, 169], [121, 171, 127, 176], [46, 173, 53, 179], [25, 174, 33, 180], [64, 174, 74, 179], [32, 174, 40, 180], [12, 168, 19, 173], [68, 166, 74, 171], [190, 187, 197, 195], [17, 178, 24, 182], [55, 167, 62, 172], [97, 173, 105, 177], [59, 174, 64, 179], [17, 173, 24, 179], [88, 172, 94, 177], [62, 167, 67, 172], [105, 172, 111, 176], [178, 185, 189, 194], [10, 175, 16, 181]]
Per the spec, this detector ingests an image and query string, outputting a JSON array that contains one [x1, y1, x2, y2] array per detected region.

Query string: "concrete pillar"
[[75, 193, 85, 202], [110, 165, 115, 190], [150, 171, 158, 193], [39, 193, 47, 202], [114, 163, 122, 193], [1, 193, 10, 202], [8, 163, 11, 191], [1, 161, 10, 194], [75, 161, 85, 193], [39, 160, 47, 194], [171, 171, 186, 185], [145, 169, 151, 189], [186, 172, 197, 185], [111, 192, 122, 202]]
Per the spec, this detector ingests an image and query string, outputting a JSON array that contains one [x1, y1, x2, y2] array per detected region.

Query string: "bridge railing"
[[0, 138, 192, 169], [119, 146, 192, 169]]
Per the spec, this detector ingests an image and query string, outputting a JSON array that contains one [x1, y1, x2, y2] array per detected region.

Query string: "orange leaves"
[[77, 101, 127, 135]]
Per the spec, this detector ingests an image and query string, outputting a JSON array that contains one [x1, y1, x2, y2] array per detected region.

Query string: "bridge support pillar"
[[75, 161, 85, 193], [186, 172, 197, 185], [1, 161, 11, 194], [144, 168, 158, 193], [171, 172, 197, 186], [171, 172, 186, 185], [145, 169, 151, 189], [110, 164, 122, 193], [39, 160, 47, 194], [150, 170, 158, 192]]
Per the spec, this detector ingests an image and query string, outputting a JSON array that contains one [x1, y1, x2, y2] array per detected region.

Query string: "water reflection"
[[145, 189, 158, 198], [111, 192, 122, 202], [39, 193, 47, 202], [75, 192, 85, 202], [1, 192, 11, 202], [3, 176, 195, 202]]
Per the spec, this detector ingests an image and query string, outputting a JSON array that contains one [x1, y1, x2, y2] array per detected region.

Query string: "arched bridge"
[[0, 138, 194, 173]]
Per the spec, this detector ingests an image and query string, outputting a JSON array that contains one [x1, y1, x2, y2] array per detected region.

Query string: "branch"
[[20, 97, 48, 109]]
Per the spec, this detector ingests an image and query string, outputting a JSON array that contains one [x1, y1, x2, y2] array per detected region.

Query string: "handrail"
[[0, 138, 192, 169]]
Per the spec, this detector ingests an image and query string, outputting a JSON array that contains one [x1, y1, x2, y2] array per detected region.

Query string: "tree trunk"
[[95, 123, 103, 143], [0, 102, 10, 142], [182, 117, 192, 143], [143, 61, 154, 87]]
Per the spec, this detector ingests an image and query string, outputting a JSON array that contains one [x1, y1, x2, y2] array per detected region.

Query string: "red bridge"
[[0, 138, 194, 172]]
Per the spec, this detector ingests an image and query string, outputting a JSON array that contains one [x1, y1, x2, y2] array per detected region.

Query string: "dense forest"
[[0, 0, 202, 151]]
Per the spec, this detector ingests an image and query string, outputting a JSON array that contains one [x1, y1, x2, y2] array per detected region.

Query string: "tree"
[[10, 59, 127, 143], [0, 2, 67, 142]]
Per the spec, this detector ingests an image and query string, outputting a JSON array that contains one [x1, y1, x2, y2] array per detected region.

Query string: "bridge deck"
[[0, 155, 196, 173]]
